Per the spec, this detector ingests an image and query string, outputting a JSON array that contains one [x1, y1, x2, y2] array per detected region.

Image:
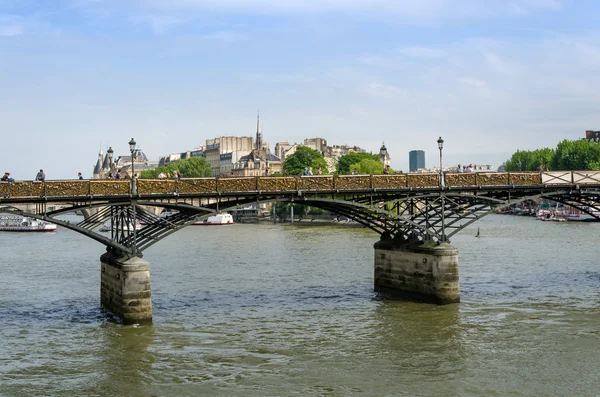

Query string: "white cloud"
[[240, 72, 314, 84], [202, 30, 246, 42], [128, 0, 563, 21], [0, 13, 61, 36], [0, 15, 24, 36], [398, 46, 446, 59], [459, 77, 495, 98], [130, 14, 183, 34], [361, 82, 408, 100]]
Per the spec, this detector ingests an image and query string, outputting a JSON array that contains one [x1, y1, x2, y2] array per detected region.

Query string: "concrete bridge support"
[[100, 252, 152, 324], [374, 239, 460, 304]]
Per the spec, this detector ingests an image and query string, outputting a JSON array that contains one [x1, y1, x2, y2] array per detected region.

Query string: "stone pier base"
[[374, 239, 460, 304], [100, 252, 152, 324]]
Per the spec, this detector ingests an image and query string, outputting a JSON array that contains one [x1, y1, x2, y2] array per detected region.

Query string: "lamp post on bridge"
[[129, 138, 137, 194], [437, 136, 446, 242], [437, 136, 444, 187], [107, 147, 114, 178], [129, 138, 138, 256]]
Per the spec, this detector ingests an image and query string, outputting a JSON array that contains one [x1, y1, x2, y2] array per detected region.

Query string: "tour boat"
[[193, 213, 235, 225], [0, 216, 57, 232], [99, 222, 143, 232]]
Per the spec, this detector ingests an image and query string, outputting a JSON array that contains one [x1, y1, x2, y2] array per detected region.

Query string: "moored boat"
[[562, 211, 600, 222], [99, 222, 143, 232], [0, 216, 57, 232], [193, 213, 234, 225]]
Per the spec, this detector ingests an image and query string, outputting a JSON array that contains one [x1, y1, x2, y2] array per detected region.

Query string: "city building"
[[93, 146, 157, 179], [274, 141, 295, 159], [303, 138, 328, 155], [203, 136, 254, 177], [586, 130, 600, 142], [409, 150, 425, 172], [158, 147, 206, 167], [231, 114, 282, 176], [379, 143, 390, 167]]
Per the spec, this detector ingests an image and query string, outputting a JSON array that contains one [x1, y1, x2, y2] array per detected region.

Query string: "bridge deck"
[[3, 171, 597, 202]]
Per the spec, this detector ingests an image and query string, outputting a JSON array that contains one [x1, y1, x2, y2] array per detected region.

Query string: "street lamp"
[[107, 147, 114, 177], [437, 136, 444, 187], [129, 138, 137, 194], [128, 138, 138, 256], [437, 136, 446, 242]]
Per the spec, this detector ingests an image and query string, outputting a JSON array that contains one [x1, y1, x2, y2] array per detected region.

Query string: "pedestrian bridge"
[[1, 171, 599, 251], [2, 170, 599, 323]]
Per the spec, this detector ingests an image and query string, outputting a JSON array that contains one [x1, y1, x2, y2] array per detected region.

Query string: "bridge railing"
[[0, 180, 131, 199], [1, 171, 597, 199]]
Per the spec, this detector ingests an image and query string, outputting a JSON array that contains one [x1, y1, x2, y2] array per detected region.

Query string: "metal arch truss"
[[290, 194, 507, 242], [293, 189, 600, 242], [4, 188, 600, 254], [383, 193, 506, 241], [0, 202, 215, 257], [282, 189, 561, 242]]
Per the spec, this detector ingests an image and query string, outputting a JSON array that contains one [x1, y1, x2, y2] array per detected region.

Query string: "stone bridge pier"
[[100, 252, 153, 324], [373, 238, 460, 304]]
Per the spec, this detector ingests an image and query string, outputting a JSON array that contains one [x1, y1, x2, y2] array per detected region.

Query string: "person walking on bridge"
[[35, 169, 45, 181]]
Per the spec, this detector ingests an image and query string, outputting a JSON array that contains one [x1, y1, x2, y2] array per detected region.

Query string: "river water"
[[0, 214, 599, 396]]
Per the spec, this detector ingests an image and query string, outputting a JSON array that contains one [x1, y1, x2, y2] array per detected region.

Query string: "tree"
[[349, 158, 384, 175], [504, 148, 554, 171], [283, 146, 328, 175], [503, 139, 600, 172], [337, 152, 381, 174], [551, 139, 600, 171], [139, 157, 212, 178]]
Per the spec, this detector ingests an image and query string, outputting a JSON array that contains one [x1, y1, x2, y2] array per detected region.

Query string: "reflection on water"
[[0, 216, 599, 396]]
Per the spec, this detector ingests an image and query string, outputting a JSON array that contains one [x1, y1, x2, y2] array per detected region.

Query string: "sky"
[[2, 0, 600, 179]]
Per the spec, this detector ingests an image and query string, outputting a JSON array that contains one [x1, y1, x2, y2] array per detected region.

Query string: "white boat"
[[0, 216, 57, 232], [99, 222, 143, 232], [562, 211, 600, 222], [193, 213, 234, 225]]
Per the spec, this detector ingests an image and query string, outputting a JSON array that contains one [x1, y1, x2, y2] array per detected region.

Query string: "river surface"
[[0, 214, 599, 396]]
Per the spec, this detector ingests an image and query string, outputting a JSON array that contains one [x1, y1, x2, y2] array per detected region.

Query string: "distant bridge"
[[2, 171, 600, 323]]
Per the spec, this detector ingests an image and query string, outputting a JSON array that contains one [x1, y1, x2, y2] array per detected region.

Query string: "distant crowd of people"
[[302, 167, 323, 175], [1, 172, 14, 182], [300, 164, 394, 176], [1, 170, 87, 182], [455, 164, 475, 173], [157, 170, 180, 179]]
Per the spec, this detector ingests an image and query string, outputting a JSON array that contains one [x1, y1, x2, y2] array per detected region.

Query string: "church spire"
[[255, 110, 263, 150]]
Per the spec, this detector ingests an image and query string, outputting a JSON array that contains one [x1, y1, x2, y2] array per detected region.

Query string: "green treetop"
[[283, 146, 328, 175], [504, 139, 600, 171], [336, 152, 381, 174], [349, 158, 384, 175], [138, 157, 212, 178]]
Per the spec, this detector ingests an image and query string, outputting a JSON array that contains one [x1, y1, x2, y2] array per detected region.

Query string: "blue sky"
[[2, 0, 600, 178]]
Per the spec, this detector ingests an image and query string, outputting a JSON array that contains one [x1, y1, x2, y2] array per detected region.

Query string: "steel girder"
[[274, 188, 566, 242], [0, 202, 214, 257]]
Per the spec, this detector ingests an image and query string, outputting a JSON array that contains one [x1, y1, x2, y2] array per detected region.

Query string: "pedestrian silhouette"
[[35, 169, 45, 181]]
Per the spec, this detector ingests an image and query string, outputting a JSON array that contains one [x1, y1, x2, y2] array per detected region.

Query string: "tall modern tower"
[[409, 150, 425, 172]]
